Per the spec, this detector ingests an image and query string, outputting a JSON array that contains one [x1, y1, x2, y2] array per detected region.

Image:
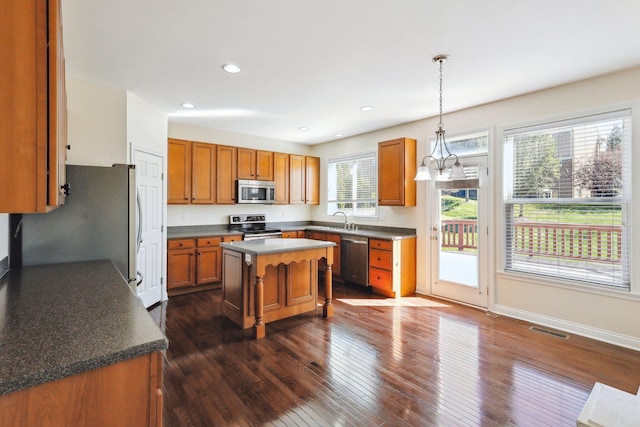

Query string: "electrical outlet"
[[379, 212, 385, 221], [182, 212, 189, 221]]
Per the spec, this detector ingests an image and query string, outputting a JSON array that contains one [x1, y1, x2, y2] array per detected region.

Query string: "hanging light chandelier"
[[414, 54, 465, 181]]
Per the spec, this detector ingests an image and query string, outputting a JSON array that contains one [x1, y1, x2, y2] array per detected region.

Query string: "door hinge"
[[161, 225, 164, 232], [486, 167, 489, 175], [161, 172, 164, 180], [160, 277, 163, 285]]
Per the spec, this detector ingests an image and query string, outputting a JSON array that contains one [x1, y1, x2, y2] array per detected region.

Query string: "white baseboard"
[[493, 305, 640, 352]]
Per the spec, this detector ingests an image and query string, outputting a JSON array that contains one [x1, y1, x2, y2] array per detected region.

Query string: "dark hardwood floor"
[[149, 283, 640, 426]]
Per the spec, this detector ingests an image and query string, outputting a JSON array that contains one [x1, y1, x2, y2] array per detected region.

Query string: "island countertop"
[[220, 237, 335, 256], [0, 260, 168, 396]]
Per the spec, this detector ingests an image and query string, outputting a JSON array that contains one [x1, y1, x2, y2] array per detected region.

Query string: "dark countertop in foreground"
[[0, 260, 168, 396], [220, 238, 335, 256]]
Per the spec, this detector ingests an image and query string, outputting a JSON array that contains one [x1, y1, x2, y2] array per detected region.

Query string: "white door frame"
[[429, 154, 489, 308], [131, 144, 167, 304]]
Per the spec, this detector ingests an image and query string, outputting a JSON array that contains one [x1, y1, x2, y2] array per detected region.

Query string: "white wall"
[[312, 66, 640, 350], [167, 123, 313, 226], [66, 79, 127, 166], [126, 92, 168, 157]]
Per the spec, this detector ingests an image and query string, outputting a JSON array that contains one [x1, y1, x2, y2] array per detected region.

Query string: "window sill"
[[495, 270, 640, 302]]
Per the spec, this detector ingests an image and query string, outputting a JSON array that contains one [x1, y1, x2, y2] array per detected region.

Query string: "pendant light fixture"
[[414, 54, 465, 181]]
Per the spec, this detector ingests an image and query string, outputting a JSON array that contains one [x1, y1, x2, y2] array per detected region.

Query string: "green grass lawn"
[[441, 195, 622, 225]]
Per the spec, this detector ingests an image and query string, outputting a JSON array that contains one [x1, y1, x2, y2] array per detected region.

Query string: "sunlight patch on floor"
[[337, 297, 451, 308]]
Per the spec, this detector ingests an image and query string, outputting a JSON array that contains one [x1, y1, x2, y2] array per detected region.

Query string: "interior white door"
[[430, 155, 488, 308], [133, 148, 164, 307]]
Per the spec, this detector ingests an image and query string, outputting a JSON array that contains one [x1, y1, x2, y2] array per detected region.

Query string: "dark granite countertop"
[[220, 238, 335, 256], [0, 260, 168, 396], [169, 222, 416, 241], [167, 225, 243, 239]]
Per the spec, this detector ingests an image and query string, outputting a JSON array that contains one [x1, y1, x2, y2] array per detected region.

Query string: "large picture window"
[[327, 152, 377, 217], [503, 110, 631, 290]]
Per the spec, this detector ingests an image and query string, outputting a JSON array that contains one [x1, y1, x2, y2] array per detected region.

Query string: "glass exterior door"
[[430, 156, 488, 307]]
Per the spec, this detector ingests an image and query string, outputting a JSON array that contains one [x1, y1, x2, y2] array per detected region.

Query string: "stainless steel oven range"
[[228, 214, 282, 241]]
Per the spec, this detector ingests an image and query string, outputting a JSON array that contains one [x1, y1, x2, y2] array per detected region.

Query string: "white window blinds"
[[503, 110, 630, 289], [327, 152, 377, 217]]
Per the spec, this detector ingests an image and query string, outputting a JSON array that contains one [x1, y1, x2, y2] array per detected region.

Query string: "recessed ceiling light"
[[335, 133, 344, 138], [298, 127, 309, 131], [360, 105, 374, 111], [222, 64, 241, 74], [181, 103, 195, 109]]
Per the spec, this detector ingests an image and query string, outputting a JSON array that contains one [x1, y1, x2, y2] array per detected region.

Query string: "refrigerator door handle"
[[136, 190, 143, 251]]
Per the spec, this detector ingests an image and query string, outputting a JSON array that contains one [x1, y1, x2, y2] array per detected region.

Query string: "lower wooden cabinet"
[[369, 237, 416, 297], [168, 234, 241, 296], [0, 352, 163, 427], [305, 231, 341, 277], [281, 230, 305, 238]]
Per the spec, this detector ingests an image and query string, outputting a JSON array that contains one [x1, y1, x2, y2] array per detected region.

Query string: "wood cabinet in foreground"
[[0, 0, 68, 213], [0, 352, 163, 427]]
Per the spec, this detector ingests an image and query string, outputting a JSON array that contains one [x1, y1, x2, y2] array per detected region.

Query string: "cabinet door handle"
[[179, 243, 183, 247], [377, 257, 381, 261]]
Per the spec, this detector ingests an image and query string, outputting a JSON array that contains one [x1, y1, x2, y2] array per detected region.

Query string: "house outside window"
[[327, 152, 377, 217], [503, 109, 631, 290]]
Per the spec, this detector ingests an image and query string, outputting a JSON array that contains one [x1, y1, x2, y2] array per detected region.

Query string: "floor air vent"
[[529, 326, 570, 340]]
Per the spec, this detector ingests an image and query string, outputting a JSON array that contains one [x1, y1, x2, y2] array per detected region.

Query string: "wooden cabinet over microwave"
[[0, 0, 68, 213], [378, 137, 416, 206], [238, 148, 274, 181]]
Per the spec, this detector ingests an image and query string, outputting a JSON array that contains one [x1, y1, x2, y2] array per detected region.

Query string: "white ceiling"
[[62, 0, 640, 145]]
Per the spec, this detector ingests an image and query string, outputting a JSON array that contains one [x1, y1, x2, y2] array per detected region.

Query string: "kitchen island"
[[0, 260, 168, 426], [220, 238, 335, 339]]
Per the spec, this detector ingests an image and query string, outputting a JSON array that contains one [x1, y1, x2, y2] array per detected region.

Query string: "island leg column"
[[323, 264, 334, 317], [254, 275, 266, 339]]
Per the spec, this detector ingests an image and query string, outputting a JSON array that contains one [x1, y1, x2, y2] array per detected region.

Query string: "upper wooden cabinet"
[[305, 156, 320, 205], [167, 139, 316, 206], [289, 155, 319, 205], [289, 154, 306, 204], [274, 152, 290, 204], [378, 137, 416, 206], [216, 145, 237, 204], [168, 139, 215, 204], [0, 0, 68, 213], [168, 139, 191, 203], [238, 148, 274, 181]]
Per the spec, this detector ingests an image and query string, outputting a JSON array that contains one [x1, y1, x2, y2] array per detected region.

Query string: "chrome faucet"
[[332, 211, 348, 228]]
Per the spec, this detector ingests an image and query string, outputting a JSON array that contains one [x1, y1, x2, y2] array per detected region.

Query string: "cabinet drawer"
[[168, 239, 195, 250], [197, 237, 221, 247], [223, 234, 243, 242], [369, 267, 392, 290], [281, 231, 299, 238], [369, 239, 392, 251], [369, 248, 392, 270]]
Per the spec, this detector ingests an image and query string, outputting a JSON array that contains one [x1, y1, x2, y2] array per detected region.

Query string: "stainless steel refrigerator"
[[20, 164, 140, 289]]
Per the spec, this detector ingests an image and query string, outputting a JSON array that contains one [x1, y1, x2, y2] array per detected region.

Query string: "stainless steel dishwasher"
[[341, 235, 369, 286]]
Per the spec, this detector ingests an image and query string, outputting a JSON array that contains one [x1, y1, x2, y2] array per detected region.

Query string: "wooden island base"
[[221, 239, 334, 339]]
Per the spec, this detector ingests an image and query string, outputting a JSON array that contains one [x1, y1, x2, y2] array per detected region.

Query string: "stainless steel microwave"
[[236, 179, 276, 204]]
